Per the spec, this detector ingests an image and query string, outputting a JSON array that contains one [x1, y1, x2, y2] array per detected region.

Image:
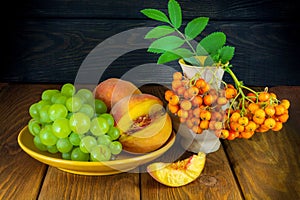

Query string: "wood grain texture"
[[0, 84, 59, 199], [223, 86, 300, 199], [1, 19, 299, 86], [39, 167, 140, 200], [6, 0, 298, 20]]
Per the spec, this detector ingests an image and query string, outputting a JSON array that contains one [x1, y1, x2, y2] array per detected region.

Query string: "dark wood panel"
[[1, 19, 299, 86], [6, 0, 298, 20]]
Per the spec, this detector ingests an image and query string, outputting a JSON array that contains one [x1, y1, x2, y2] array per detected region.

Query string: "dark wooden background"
[[1, 0, 299, 86]]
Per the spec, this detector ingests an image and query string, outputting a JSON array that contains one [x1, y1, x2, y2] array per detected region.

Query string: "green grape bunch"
[[27, 83, 123, 162]]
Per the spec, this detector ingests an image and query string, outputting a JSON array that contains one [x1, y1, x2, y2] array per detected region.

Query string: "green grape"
[[69, 132, 81, 146], [99, 113, 114, 127], [47, 145, 59, 154], [39, 125, 58, 146], [75, 88, 94, 105], [42, 89, 59, 101], [109, 141, 122, 155], [62, 151, 72, 160], [79, 104, 95, 119], [94, 99, 107, 114], [90, 145, 111, 161], [69, 112, 91, 134], [33, 135, 48, 151], [56, 138, 73, 153], [97, 134, 112, 146], [39, 104, 52, 123], [36, 100, 51, 111], [51, 93, 67, 104], [79, 135, 97, 153], [66, 96, 83, 112], [90, 117, 110, 136], [28, 119, 41, 136], [29, 103, 40, 120], [71, 147, 90, 161], [48, 104, 68, 121], [52, 118, 71, 138], [107, 127, 120, 140], [61, 83, 76, 97]]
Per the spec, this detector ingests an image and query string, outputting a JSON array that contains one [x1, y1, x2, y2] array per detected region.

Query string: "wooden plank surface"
[[222, 86, 300, 199], [1, 19, 299, 86], [39, 167, 140, 200], [0, 84, 58, 199]]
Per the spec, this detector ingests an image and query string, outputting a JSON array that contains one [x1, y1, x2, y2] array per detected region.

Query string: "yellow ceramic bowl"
[[18, 126, 176, 175]]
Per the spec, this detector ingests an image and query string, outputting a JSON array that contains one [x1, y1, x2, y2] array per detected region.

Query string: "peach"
[[94, 78, 142, 111], [110, 94, 172, 154], [147, 152, 206, 187]]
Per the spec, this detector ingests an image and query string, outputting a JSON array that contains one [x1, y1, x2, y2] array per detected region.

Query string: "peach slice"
[[147, 152, 206, 187], [111, 94, 172, 154]]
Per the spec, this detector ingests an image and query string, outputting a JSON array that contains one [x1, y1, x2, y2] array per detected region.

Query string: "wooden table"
[[0, 83, 299, 200]]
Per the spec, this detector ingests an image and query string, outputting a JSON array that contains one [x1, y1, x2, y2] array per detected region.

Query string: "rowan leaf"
[[184, 17, 209, 40], [148, 36, 185, 53], [157, 51, 181, 64], [141, 9, 170, 23], [199, 32, 226, 54], [168, 0, 182, 29], [145, 26, 175, 39], [219, 46, 235, 63]]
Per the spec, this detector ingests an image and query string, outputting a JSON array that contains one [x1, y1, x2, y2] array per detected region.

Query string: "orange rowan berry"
[[176, 86, 186, 96], [172, 80, 182, 90], [191, 95, 203, 106], [245, 121, 257, 132], [173, 72, 183, 80], [280, 99, 290, 110], [241, 131, 255, 139], [167, 103, 179, 114], [187, 86, 199, 98], [200, 110, 212, 121], [180, 100, 192, 111], [220, 129, 230, 139], [272, 121, 283, 131], [238, 116, 249, 126], [169, 94, 180, 106], [264, 118, 276, 129], [248, 102, 260, 114], [164, 90, 175, 102], [214, 121, 223, 130], [254, 108, 266, 119], [177, 109, 188, 118], [264, 105, 275, 117], [199, 120, 209, 130], [278, 113, 289, 123], [225, 87, 237, 99], [195, 78, 206, 89], [192, 107, 201, 118], [246, 92, 257, 102], [230, 112, 241, 122], [275, 104, 285, 116], [203, 94, 215, 106], [258, 92, 270, 102], [217, 97, 228, 106]]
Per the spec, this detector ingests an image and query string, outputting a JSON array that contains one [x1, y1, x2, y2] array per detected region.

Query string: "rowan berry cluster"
[[165, 71, 290, 140]]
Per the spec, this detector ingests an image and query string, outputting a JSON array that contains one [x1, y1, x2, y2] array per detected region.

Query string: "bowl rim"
[[17, 126, 176, 167]]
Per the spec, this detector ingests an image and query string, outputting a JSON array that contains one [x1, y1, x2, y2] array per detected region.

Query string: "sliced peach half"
[[111, 94, 173, 154], [147, 152, 206, 187]]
